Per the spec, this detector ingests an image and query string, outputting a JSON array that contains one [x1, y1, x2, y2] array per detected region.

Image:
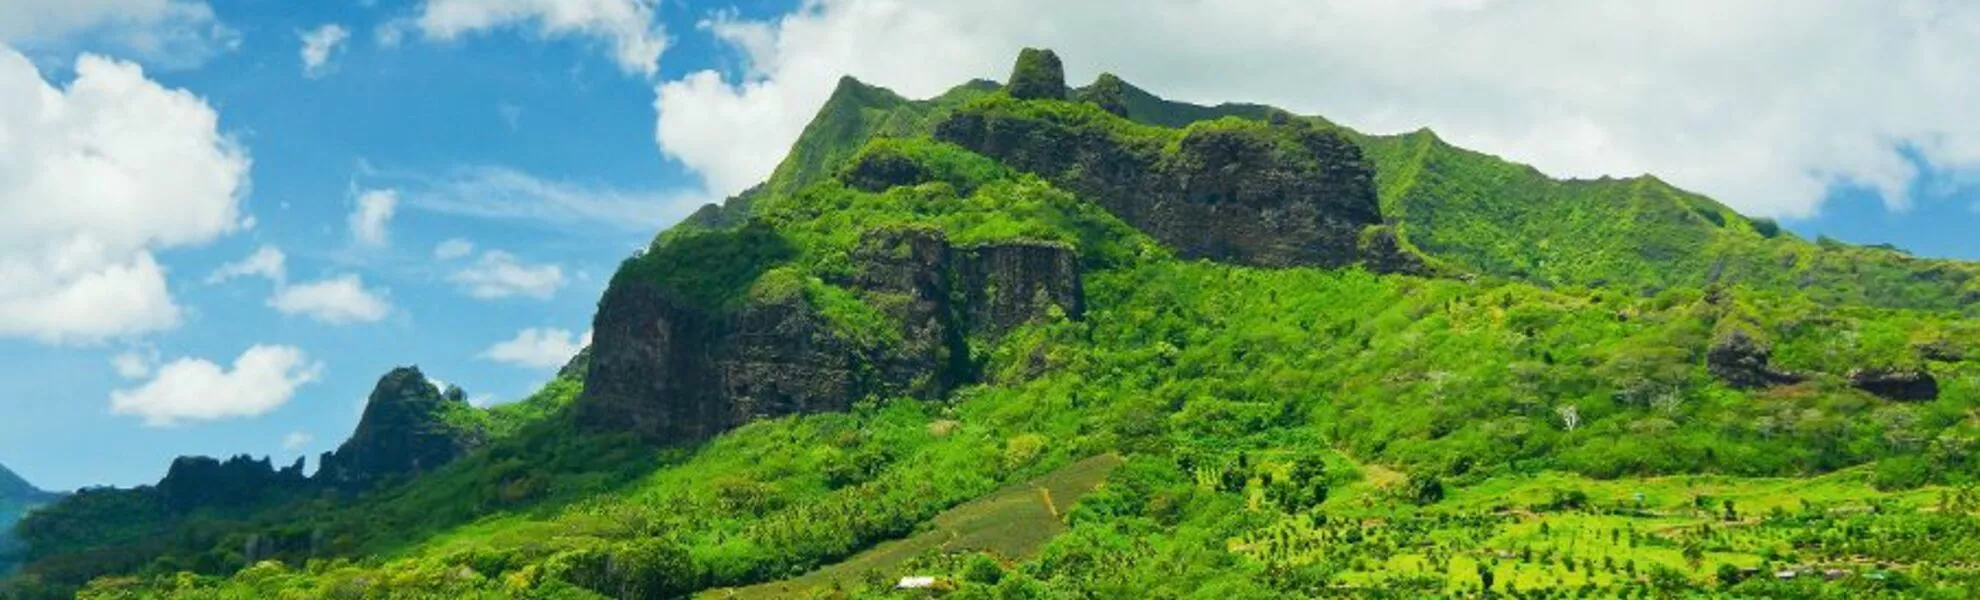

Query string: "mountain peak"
[[316, 366, 484, 487], [1007, 47, 1067, 100], [0, 464, 46, 499]]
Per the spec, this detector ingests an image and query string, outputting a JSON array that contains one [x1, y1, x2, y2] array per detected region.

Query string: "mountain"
[[0, 464, 58, 575], [8, 49, 1980, 598]]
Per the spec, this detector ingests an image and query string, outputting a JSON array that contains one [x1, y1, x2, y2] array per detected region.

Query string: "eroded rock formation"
[[1850, 367, 1940, 402], [935, 58, 1384, 269], [317, 367, 484, 487], [1706, 329, 1803, 389], [578, 227, 1082, 445]]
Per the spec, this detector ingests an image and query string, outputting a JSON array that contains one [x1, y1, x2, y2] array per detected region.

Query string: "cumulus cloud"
[[0, 48, 249, 344], [481, 327, 589, 369], [281, 431, 312, 450], [433, 238, 475, 260], [654, 0, 1980, 218], [412, 0, 666, 76], [268, 275, 392, 324], [349, 188, 397, 247], [450, 250, 564, 299], [110, 344, 323, 427], [300, 23, 350, 78], [207, 245, 286, 285]]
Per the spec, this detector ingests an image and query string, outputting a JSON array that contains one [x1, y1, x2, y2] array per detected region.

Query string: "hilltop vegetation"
[[7, 48, 1980, 599]]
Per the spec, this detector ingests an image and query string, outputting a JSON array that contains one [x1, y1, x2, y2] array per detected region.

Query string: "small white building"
[[897, 576, 939, 589]]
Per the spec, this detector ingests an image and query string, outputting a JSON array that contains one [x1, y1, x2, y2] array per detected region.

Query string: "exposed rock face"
[[1706, 330, 1804, 389], [1007, 48, 1068, 101], [938, 77, 1383, 269], [1358, 225, 1429, 275], [557, 345, 593, 381], [317, 367, 483, 487], [1850, 367, 1940, 402], [960, 241, 1085, 335], [155, 455, 307, 513], [579, 227, 1082, 445]]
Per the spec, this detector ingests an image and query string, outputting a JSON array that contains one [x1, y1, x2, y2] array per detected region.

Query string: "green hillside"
[[7, 49, 1980, 599]]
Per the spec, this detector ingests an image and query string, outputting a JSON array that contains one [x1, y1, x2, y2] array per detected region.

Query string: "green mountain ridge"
[[7, 48, 1980, 599]]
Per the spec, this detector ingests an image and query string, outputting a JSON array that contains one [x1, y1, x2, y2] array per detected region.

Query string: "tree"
[[1477, 561, 1495, 595], [1410, 473, 1445, 505], [1555, 404, 1581, 432]]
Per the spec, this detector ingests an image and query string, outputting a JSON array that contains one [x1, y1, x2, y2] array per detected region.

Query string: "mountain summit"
[[0, 465, 46, 501]]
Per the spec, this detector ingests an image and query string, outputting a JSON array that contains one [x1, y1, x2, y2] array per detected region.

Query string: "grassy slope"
[[1098, 75, 1980, 312], [711, 454, 1123, 599]]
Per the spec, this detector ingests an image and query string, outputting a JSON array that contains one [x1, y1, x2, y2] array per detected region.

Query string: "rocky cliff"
[[317, 367, 485, 487], [579, 226, 1082, 445], [155, 455, 307, 513], [936, 49, 1387, 270]]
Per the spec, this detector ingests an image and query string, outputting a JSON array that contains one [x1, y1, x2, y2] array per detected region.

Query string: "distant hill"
[[1, 463, 58, 575]]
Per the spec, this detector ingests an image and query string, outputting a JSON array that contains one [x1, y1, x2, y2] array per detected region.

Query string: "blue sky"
[[1, 0, 1976, 491]]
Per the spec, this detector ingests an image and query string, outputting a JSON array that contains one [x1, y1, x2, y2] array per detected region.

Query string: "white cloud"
[[110, 344, 323, 427], [111, 349, 154, 379], [433, 237, 475, 260], [207, 245, 286, 285], [397, 164, 700, 231], [281, 431, 312, 450], [0, 48, 249, 344], [268, 275, 392, 324], [450, 250, 564, 299], [412, 0, 666, 76], [481, 327, 588, 369], [1, 1, 239, 69], [349, 188, 398, 247], [300, 23, 350, 78], [653, 0, 1980, 218]]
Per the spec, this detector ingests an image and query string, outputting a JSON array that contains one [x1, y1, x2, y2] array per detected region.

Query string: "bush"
[[1873, 455, 1935, 491]]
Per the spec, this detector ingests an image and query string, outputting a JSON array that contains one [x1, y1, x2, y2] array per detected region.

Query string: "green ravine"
[[7, 49, 1980, 599]]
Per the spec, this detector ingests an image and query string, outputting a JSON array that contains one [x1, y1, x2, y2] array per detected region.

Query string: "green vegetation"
[[1356, 129, 1980, 310], [10, 51, 1980, 599]]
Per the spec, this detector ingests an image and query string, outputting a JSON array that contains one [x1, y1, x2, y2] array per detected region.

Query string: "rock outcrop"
[[1850, 367, 1939, 402], [936, 51, 1385, 269], [579, 227, 1083, 445], [317, 367, 484, 487], [155, 455, 307, 513], [1706, 330, 1803, 389], [1007, 48, 1068, 101]]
